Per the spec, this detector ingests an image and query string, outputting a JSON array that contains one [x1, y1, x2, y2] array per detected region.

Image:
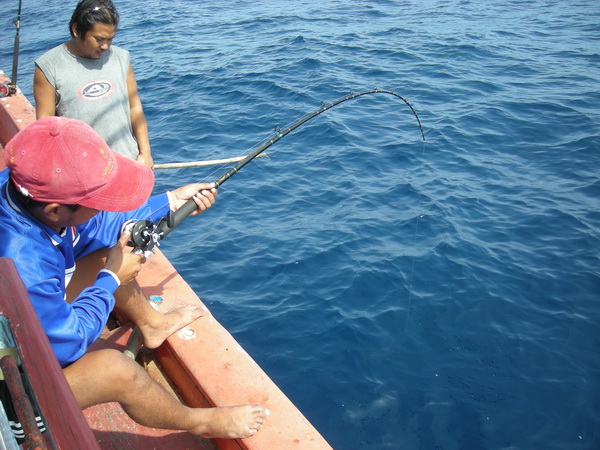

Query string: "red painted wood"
[[0, 258, 100, 449], [0, 355, 47, 449], [0, 73, 35, 159]]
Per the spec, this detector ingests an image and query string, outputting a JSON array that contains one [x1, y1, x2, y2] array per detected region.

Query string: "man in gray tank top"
[[34, 0, 153, 167]]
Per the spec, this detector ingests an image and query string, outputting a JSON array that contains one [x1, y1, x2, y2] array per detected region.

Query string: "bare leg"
[[66, 249, 205, 348], [113, 278, 206, 349], [64, 349, 267, 438]]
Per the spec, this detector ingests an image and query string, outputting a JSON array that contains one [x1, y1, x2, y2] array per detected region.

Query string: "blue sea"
[[2, 1, 599, 448]]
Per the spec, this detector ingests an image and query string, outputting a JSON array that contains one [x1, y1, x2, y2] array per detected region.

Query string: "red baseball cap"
[[4, 116, 154, 212]]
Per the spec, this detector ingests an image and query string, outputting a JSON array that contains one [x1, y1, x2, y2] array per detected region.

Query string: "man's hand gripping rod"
[[127, 169, 231, 257]]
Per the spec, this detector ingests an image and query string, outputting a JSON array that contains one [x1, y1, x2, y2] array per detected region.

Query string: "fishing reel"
[[122, 192, 202, 258], [0, 82, 15, 98], [123, 212, 176, 258]]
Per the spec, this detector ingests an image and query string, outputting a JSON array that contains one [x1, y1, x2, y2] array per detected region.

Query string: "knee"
[[83, 349, 148, 388], [64, 348, 153, 408], [104, 349, 146, 382]]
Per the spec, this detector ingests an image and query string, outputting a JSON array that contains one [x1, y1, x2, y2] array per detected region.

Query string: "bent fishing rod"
[[130, 88, 425, 255]]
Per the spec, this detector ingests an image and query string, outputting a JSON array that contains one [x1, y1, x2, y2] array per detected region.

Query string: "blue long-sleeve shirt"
[[0, 169, 172, 367]]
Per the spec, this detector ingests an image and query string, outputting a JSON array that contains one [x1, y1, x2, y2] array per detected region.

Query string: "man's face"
[[74, 23, 116, 59], [58, 205, 99, 228]]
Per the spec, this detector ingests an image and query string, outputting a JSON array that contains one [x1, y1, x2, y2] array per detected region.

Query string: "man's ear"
[[71, 24, 80, 39], [43, 203, 62, 223]]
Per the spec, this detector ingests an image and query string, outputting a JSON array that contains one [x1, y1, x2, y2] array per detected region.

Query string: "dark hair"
[[9, 180, 80, 213], [69, 0, 120, 39]]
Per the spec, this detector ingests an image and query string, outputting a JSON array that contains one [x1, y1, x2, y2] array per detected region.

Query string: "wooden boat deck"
[[83, 325, 217, 450]]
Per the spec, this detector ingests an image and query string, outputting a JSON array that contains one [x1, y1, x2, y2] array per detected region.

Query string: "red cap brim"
[[77, 153, 154, 212]]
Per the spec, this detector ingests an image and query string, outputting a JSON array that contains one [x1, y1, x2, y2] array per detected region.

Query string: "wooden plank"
[[0, 72, 35, 154], [0, 258, 100, 449]]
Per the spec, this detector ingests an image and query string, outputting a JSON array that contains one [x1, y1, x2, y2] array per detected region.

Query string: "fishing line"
[[403, 139, 428, 336], [195, 162, 228, 184], [131, 88, 426, 254]]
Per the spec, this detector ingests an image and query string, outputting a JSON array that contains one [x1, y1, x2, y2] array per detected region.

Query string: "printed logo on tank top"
[[78, 80, 115, 100]]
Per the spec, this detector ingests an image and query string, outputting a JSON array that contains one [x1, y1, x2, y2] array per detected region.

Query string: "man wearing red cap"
[[0, 117, 267, 438]]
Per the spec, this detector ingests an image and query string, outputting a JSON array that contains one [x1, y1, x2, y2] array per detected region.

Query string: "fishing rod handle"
[[164, 198, 197, 236], [160, 165, 237, 238]]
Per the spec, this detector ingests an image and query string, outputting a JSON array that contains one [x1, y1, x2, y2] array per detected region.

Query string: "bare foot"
[[140, 304, 207, 349], [190, 404, 268, 439]]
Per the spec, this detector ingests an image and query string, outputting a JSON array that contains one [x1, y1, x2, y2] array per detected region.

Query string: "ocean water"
[[2, 1, 600, 448]]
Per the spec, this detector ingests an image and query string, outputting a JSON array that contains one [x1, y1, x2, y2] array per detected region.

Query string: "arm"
[[43, 232, 143, 367], [21, 249, 117, 368], [168, 183, 218, 216], [126, 63, 153, 168], [33, 65, 57, 119]]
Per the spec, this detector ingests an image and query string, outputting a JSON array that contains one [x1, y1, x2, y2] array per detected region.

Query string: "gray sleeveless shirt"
[[35, 44, 138, 160]]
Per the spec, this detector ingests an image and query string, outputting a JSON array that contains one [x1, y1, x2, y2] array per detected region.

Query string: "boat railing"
[[0, 257, 100, 449]]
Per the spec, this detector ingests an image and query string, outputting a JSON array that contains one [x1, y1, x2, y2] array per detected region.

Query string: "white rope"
[[154, 153, 268, 170]]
